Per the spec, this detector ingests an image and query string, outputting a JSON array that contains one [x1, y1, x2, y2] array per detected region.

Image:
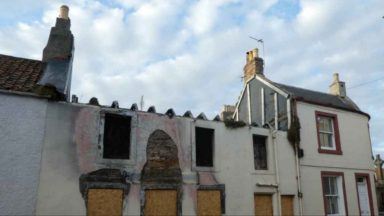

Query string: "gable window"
[[315, 111, 342, 155], [195, 127, 214, 167], [253, 135, 267, 170], [103, 113, 132, 159], [321, 172, 348, 216]]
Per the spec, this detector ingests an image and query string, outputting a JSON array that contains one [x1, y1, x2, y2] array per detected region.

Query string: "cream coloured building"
[[234, 48, 377, 216]]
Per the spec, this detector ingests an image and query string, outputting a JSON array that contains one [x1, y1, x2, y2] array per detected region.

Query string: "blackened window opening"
[[253, 135, 267, 170], [195, 127, 214, 167], [103, 113, 131, 159]]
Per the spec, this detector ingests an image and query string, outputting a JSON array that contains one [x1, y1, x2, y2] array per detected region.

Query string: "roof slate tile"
[[0, 54, 44, 93]]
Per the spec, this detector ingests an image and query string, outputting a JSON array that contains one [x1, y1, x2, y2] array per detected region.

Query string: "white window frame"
[[318, 116, 336, 150], [323, 175, 346, 216]]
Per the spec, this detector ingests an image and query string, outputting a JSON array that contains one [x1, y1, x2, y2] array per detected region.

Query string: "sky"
[[0, 0, 383, 155]]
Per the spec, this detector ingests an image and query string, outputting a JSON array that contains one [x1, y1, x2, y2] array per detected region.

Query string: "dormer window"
[[315, 111, 342, 155]]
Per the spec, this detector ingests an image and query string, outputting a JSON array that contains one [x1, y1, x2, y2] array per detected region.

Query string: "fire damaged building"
[[0, 5, 378, 216]]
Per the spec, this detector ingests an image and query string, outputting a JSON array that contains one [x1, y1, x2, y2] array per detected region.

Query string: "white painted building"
[[0, 6, 377, 216], [234, 49, 377, 215]]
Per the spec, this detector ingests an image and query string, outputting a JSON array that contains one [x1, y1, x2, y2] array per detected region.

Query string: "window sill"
[[97, 157, 136, 167], [193, 166, 215, 172], [318, 148, 342, 155], [250, 170, 275, 175]]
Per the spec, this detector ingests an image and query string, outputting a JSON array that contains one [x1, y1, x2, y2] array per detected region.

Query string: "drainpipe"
[[271, 128, 282, 216], [295, 142, 303, 216], [292, 99, 303, 216], [266, 123, 281, 215]]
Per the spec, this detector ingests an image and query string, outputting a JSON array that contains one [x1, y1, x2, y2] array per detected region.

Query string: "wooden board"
[[87, 189, 123, 216], [254, 194, 273, 216], [144, 190, 177, 216], [197, 190, 221, 216], [281, 195, 294, 216]]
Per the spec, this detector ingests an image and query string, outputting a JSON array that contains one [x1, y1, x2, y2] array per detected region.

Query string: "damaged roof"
[[0, 54, 44, 93]]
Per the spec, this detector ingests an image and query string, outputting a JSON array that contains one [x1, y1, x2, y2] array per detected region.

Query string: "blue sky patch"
[[265, 0, 301, 21]]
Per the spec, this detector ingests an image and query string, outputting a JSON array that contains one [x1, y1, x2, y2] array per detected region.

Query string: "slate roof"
[[0, 54, 44, 93], [273, 82, 368, 117]]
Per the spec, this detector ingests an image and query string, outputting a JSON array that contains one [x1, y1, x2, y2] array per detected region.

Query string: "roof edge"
[[0, 53, 42, 63], [0, 88, 50, 99], [294, 97, 370, 120]]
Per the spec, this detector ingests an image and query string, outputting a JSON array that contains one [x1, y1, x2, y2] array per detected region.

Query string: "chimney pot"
[[243, 48, 264, 83], [59, 5, 69, 19], [333, 73, 340, 82]]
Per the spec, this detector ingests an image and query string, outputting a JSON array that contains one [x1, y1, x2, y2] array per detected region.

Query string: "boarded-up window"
[[196, 127, 214, 167], [281, 195, 294, 216], [197, 190, 221, 216], [254, 194, 273, 216], [103, 113, 131, 159], [87, 189, 123, 216], [144, 190, 177, 216], [253, 135, 267, 170]]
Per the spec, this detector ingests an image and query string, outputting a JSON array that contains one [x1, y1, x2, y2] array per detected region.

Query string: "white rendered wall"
[[0, 93, 47, 215], [296, 102, 378, 215], [35, 103, 298, 215]]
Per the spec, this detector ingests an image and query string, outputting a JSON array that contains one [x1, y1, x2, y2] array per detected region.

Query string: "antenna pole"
[[249, 36, 265, 58]]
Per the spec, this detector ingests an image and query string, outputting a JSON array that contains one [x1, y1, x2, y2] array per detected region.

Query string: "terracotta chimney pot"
[[59, 5, 69, 19]]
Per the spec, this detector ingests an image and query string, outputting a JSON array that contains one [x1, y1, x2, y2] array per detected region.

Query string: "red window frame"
[[315, 111, 342, 155], [321, 171, 348, 216], [355, 173, 374, 216]]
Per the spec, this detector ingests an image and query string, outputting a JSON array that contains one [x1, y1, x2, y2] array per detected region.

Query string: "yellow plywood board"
[[197, 190, 221, 216], [281, 195, 294, 216], [254, 194, 273, 216], [144, 190, 177, 216], [87, 189, 123, 216]]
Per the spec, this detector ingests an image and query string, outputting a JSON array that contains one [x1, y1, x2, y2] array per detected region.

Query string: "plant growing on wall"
[[224, 119, 246, 128], [287, 115, 301, 151]]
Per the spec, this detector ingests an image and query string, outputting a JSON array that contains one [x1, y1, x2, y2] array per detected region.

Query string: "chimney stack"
[[243, 48, 264, 84], [42, 5, 73, 61], [220, 105, 236, 120], [329, 73, 346, 98], [36, 5, 74, 101]]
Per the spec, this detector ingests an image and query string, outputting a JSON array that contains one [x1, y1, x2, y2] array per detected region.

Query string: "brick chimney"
[[329, 73, 346, 98], [243, 48, 264, 83], [37, 5, 74, 101]]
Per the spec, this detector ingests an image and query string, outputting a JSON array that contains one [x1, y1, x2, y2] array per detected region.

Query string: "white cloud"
[[0, 0, 384, 156]]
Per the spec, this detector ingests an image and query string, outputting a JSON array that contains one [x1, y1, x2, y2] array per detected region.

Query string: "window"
[[197, 185, 225, 215], [254, 194, 273, 216], [321, 172, 348, 216], [253, 135, 267, 170], [195, 127, 214, 167], [103, 113, 131, 159], [87, 189, 123, 216], [197, 190, 222, 215], [315, 111, 341, 154]]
